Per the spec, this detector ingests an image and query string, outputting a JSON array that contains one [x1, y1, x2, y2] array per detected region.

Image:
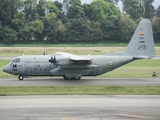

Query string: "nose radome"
[[2, 65, 10, 73]]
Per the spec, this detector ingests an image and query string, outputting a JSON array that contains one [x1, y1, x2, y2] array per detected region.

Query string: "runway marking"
[[116, 114, 152, 119]]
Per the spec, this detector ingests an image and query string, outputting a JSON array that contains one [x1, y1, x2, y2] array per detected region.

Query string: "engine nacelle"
[[49, 68, 62, 75]]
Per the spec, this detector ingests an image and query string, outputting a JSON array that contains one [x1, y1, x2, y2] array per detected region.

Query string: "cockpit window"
[[10, 58, 20, 66], [14, 58, 20, 63]]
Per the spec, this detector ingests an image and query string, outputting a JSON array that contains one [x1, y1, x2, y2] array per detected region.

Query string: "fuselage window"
[[13, 64, 17, 68]]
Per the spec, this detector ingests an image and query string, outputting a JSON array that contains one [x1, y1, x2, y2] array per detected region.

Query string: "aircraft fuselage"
[[3, 54, 133, 80]]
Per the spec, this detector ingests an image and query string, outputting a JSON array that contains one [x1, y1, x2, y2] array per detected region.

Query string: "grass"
[[0, 47, 126, 56], [0, 41, 130, 47], [0, 47, 160, 56], [1, 40, 160, 47], [104, 59, 160, 78], [0, 86, 159, 96]]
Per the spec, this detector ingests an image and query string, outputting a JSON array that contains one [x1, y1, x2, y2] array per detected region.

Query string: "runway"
[[0, 77, 160, 86], [0, 95, 159, 120]]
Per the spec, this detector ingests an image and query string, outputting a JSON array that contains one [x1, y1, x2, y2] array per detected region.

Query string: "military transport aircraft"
[[2, 19, 156, 80]]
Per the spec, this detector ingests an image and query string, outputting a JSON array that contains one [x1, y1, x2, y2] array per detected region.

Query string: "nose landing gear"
[[18, 75, 24, 80]]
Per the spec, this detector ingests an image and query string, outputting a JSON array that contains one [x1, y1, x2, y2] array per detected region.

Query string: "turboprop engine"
[[49, 68, 62, 75]]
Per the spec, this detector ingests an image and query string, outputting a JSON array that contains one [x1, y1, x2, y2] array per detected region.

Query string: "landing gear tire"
[[75, 77, 81, 80], [63, 76, 70, 80], [18, 75, 24, 80], [63, 76, 67, 80], [63, 76, 81, 80]]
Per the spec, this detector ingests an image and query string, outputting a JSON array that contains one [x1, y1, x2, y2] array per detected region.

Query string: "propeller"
[[49, 54, 56, 65]]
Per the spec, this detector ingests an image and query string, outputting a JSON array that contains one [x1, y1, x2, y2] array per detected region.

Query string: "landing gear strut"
[[18, 75, 24, 80]]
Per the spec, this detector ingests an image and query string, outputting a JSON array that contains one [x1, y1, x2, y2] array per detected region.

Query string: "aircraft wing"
[[70, 57, 91, 61], [55, 52, 91, 61]]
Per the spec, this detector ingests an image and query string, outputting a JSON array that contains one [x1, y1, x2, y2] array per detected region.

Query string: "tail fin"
[[125, 19, 156, 58]]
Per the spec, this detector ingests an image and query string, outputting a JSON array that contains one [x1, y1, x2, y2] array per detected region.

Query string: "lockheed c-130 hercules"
[[2, 19, 156, 80]]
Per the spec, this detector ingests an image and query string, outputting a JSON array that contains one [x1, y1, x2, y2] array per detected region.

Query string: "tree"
[[31, 19, 44, 40], [156, 6, 160, 18], [0, 0, 23, 26], [123, 0, 144, 22], [62, 0, 70, 14], [152, 19, 160, 42], [0, 23, 3, 42], [141, 0, 155, 19], [0, 0, 23, 43], [54, 1, 63, 12], [89, 0, 121, 40], [47, 1, 60, 14], [104, 0, 120, 5], [119, 17, 137, 41], [12, 11, 27, 40], [12, 12, 26, 32], [1, 26, 18, 43], [64, 18, 103, 41], [83, 4, 92, 19], [67, 0, 84, 19], [42, 13, 58, 40], [104, 0, 114, 3], [101, 20, 120, 40], [23, 0, 37, 22], [64, 18, 83, 41], [36, 0, 46, 17], [50, 20, 66, 43], [89, 21, 103, 41], [90, 0, 121, 22]]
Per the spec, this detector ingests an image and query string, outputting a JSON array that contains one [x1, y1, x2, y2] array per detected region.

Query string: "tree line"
[[0, 0, 160, 44]]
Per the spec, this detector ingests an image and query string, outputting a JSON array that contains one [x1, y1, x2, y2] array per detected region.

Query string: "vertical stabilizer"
[[125, 19, 156, 58]]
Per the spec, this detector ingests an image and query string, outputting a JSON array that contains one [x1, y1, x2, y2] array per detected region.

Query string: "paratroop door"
[[26, 68, 32, 75]]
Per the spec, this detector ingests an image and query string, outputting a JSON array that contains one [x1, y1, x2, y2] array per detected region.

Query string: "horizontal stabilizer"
[[133, 56, 149, 59]]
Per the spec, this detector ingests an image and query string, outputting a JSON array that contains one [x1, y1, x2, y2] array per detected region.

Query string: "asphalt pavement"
[[0, 77, 159, 86], [0, 95, 159, 120]]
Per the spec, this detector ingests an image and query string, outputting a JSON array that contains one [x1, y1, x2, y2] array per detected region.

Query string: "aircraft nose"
[[2, 65, 10, 73]]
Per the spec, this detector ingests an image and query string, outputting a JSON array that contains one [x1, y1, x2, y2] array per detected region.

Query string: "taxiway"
[[0, 77, 159, 86], [0, 95, 159, 120]]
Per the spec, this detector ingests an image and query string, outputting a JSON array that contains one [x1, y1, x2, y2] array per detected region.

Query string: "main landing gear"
[[18, 75, 24, 80], [63, 75, 81, 80]]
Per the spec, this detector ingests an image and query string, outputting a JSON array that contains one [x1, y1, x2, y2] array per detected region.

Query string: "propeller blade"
[[54, 55, 56, 65], [49, 54, 56, 65]]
